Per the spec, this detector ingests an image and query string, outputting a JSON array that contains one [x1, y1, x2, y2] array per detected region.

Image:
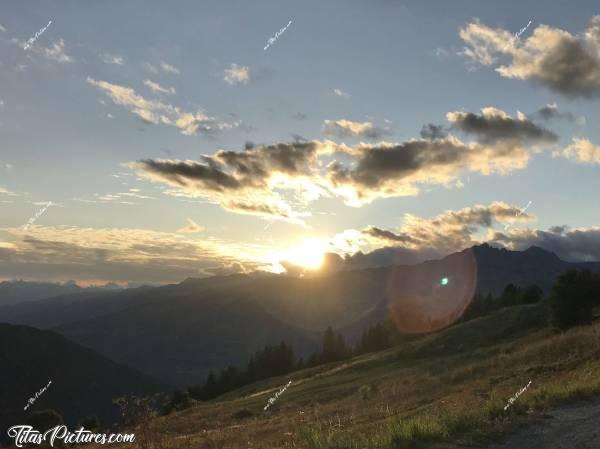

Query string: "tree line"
[[164, 272, 600, 413]]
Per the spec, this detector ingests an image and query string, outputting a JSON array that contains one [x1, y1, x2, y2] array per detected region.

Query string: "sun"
[[281, 238, 328, 270]]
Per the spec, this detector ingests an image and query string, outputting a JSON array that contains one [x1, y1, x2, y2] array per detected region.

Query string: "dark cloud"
[[328, 138, 469, 192], [448, 108, 558, 144], [291, 112, 307, 120], [131, 141, 322, 222], [201, 262, 248, 276], [363, 226, 415, 243], [136, 158, 243, 192], [360, 202, 532, 258], [533, 32, 600, 97], [132, 107, 557, 216], [532, 104, 575, 122], [291, 134, 308, 142], [460, 17, 600, 98], [490, 227, 600, 262], [420, 123, 448, 139]]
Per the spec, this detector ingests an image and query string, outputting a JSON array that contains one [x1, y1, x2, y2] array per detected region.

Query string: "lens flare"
[[387, 249, 477, 334]]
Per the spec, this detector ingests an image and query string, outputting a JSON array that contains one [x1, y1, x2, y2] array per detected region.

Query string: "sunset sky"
[[1, 0, 600, 285]]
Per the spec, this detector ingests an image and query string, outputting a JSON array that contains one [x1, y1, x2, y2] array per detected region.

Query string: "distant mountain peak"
[[470, 243, 561, 260]]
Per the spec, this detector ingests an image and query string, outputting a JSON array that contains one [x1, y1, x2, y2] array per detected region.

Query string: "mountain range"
[[2, 244, 600, 387]]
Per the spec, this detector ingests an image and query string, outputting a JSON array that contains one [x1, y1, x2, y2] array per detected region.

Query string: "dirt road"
[[483, 398, 600, 449]]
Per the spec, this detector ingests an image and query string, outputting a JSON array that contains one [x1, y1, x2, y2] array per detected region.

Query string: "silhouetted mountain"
[[0, 323, 167, 441], [0, 280, 121, 306], [56, 295, 319, 387], [471, 243, 599, 294], [0, 285, 155, 329], [340, 244, 600, 340], [4, 245, 600, 388]]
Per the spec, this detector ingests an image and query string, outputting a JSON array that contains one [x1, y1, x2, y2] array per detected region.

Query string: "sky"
[[1, 0, 600, 285]]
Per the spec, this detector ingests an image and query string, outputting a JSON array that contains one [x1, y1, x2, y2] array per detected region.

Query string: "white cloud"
[[459, 16, 600, 97], [143, 79, 176, 95], [223, 64, 250, 85], [160, 61, 180, 74], [0, 24, 6, 32], [87, 77, 237, 136], [102, 54, 125, 65], [333, 88, 350, 98], [42, 38, 74, 63], [0, 225, 271, 284], [555, 138, 600, 165], [0, 186, 16, 196], [176, 218, 204, 234]]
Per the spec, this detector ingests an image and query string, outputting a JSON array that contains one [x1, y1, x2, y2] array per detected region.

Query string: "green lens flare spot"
[[440, 277, 449, 286]]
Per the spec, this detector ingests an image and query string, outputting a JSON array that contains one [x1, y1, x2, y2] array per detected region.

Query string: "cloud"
[[532, 103, 575, 122], [87, 78, 237, 136], [160, 61, 180, 74], [459, 16, 600, 97], [224, 64, 250, 85], [143, 79, 176, 95], [420, 123, 448, 139], [447, 107, 558, 144], [490, 226, 600, 262], [0, 24, 6, 32], [0, 225, 268, 284], [333, 88, 350, 98], [0, 187, 15, 196], [102, 54, 125, 65], [276, 202, 539, 274], [127, 107, 557, 219], [128, 141, 327, 223], [15, 37, 74, 63], [325, 108, 556, 206], [433, 47, 450, 58], [176, 218, 204, 234], [555, 138, 600, 165], [322, 119, 392, 140], [200, 262, 248, 276], [361, 202, 534, 255], [42, 38, 74, 63]]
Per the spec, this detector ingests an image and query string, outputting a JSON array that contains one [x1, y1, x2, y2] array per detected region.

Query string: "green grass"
[[98, 303, 600, 449]]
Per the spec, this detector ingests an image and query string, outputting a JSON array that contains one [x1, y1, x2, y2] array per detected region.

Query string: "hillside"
[[9, 244, 594, 388], [55, 295, 320, 386], [117, 303, 600, 449], [0, 323, 168, 440]]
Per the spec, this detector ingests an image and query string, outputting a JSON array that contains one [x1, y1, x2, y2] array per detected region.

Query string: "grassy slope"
[[109, 303, 600, 449]]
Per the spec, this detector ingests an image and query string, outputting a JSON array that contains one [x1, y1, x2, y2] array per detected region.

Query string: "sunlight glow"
[[284, 238, 327, 270]]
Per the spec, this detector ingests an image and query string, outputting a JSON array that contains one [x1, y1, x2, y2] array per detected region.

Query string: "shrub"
[[232, 408, 254, 420], [548, 269, 599, 330]]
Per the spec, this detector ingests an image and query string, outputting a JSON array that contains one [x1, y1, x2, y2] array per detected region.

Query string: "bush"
[[548, 270, 600, 330], [232, 408, 254, 420], [162, 390, 193, 415]]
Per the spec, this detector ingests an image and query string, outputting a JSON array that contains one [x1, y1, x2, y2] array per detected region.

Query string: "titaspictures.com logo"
[[7, 425, 135, 447]]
